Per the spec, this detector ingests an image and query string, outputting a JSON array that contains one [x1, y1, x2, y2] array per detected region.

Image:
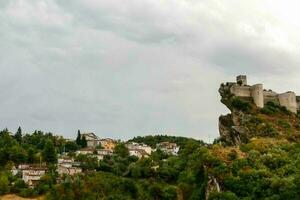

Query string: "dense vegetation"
[[2, 99, 300, 200], [129, 135, 204, 149]]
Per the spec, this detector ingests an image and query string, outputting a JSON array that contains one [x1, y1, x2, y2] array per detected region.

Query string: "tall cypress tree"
[[14, 126, 22, 143], [76, 130, 81, 147]]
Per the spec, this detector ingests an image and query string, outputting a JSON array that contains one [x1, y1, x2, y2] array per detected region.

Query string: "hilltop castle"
[[220, 75, 299, 113]]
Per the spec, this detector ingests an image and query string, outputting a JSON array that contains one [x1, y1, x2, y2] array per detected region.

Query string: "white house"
[[128, 149, 149, 159], [97, 149, 113, 156], [126, 142, 152, 155], [81, 132, 101, 148], [156, 142, 180, 155], [76, 147, 95, 155], [21, 166, 47, 187], [57, 165, 82, 176]]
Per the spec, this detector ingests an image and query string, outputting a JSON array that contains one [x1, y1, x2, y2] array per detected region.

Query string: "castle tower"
[[278, 92, 297, 113], [251, 84, 264, 108], [236, 75, 247, 86]]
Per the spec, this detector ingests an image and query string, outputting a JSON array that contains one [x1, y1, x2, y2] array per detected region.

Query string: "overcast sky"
[[2, 0, 300, 141]]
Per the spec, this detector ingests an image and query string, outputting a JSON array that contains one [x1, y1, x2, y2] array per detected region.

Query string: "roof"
[[82, 132, 99, 140], [18, 164, 47, 170], [97, 149, 113, 153], [99, 138, 115, 142], [78, 147, 95, 151], [129, 148, 148, 156]]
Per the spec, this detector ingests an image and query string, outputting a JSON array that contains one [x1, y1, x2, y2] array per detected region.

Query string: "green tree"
[[208, 191, 239, 200], [114, 143, 129, 158], [65, 141, 79, 152], [81, 136, 87, 148], [27, 148, 35, 163], [14, 126, 22, 143], [42, 139, 57, 164], [76, 130, 81, 147], [0, 172, 9, 195]]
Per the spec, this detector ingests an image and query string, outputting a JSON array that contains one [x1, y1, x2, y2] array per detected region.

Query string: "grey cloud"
[[1, 0, 300, 141]]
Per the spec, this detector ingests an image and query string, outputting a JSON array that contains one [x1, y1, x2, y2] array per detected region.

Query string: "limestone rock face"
[[219, 111, 251, 145], [218, 84, 254, 145], [218, 83, 234, 111]]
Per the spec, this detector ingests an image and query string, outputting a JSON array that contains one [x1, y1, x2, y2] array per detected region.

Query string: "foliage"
[[231, 97, 251, 112], [114, 143, 129, 158], [42, 139, 57, 164], [129, 135, 204, 149], [3, 126, 300, 200], [46, 172, 177, 200], [75, 130, 87, 148], [261, 101, 291, 115]]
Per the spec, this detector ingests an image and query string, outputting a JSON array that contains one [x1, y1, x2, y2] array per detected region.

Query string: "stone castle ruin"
[[220, 75, 299, 113]]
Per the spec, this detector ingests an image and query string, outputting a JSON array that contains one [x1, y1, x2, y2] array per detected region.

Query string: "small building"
[[126, 142, 152, 155], [99, 138, 116, 150], [58, 157, 74, 166], [156, 142, 180, 155], [128, 149, 149, 159], [20, 165, 47, 187], [76, 147, 95, 155], [93, 149, 113, 161], [57, 165, 82, 176], [81, 132, 101, 148], [97, 149, 113, 156], [57, 156, 82, 176]]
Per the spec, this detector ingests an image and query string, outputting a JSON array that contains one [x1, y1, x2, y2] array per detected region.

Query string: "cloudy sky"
[[2, 0, 300, 141]]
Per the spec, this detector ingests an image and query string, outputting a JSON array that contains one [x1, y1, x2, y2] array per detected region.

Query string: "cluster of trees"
[[53, 139, 208, 199], [0, 127, 79, 197], [129, 135, 204, 149], [0, 127, 67, 167], [206, 140, 300, 200], [47, 172, 177, 200]]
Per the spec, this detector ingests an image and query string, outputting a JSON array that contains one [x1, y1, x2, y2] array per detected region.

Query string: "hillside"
[[0, 194, 44, 200], [1, 76, 300, 199]]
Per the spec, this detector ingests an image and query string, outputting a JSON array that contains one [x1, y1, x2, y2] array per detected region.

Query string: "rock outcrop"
[[218, 76, 300, 145]]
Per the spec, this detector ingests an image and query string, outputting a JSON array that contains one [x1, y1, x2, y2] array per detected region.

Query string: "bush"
[[261, 101, 291, 115], [231, 98, 251, 112], [11, 179, 27, 193], [0, 172, 10, 195], [208, 191, 239, 200], [257, 123, 278, 137], [228, 150, 238, 161], [278, 120, 291, 129]]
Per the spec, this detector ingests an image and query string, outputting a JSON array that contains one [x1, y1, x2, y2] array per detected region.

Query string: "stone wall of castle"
[[230, 85, 251, 97], [251, 84, 264, 108], [263, 90, 279, 104], [278, 92, 297, 114], [225, 75, 300, 114]]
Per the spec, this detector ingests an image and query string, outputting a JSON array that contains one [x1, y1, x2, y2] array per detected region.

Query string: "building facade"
[[221, 75, 299, 113]]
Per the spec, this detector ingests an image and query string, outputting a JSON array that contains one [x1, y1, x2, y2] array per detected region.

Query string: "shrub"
[[257, 123, 278, 137], [278, 120, 291, 129], [261, 101, 291, 115], [208, 191, 239, 200], [231, 98, 251, 112], [228, 150, 238, 161]]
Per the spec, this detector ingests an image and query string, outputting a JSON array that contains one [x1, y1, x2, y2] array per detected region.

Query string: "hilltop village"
[[8, 131, 181, 188]]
